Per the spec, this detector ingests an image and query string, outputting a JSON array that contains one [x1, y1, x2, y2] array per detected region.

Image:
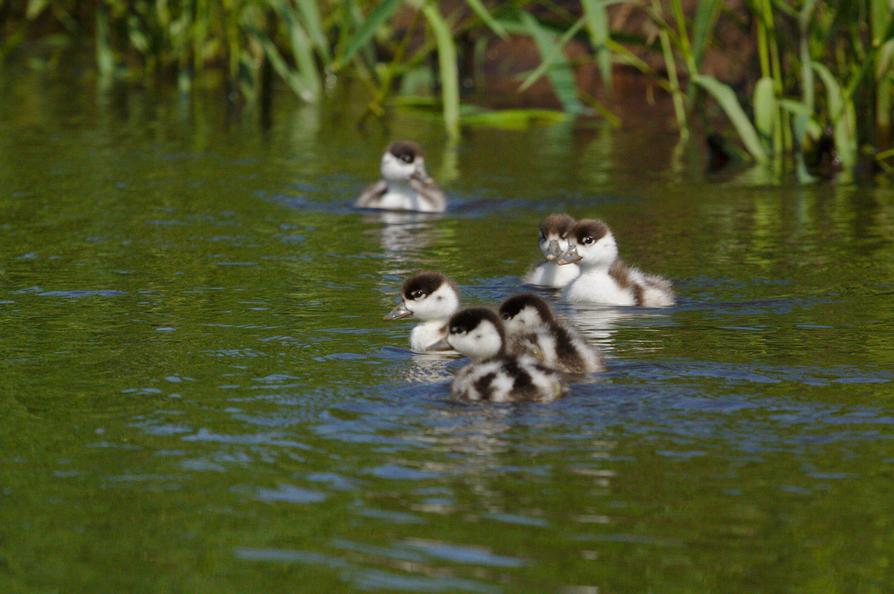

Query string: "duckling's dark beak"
[[384, 302, 413, 321], [557, 244, 582, 265], [544, 239, 563, 261], [428, 338, 452, 351]]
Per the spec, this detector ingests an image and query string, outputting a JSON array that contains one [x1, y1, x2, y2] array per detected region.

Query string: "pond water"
[[2, 69, 893, 592]]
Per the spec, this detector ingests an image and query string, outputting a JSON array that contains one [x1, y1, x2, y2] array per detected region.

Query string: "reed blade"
[[95, 7, 114, 77], [812, 61, 857, 170], [753, 77, 775, 146], [421, 3, 460, 139], [519, 16, 585, 92], [693, 74, 767, 163], [521, 12, 587, 114], [295, 0, 331, 63], [464, 0, 507, 39], [691, 0, 720, 68], [276, 0, 322, 101], [335, 0, 403, 69], [581, 0, 613, 92]]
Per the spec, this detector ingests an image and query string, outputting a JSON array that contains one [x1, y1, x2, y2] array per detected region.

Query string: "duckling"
[[447, 308, 567, 403], [384, 272, 460, 352], [356, 141, 446, 213], [499, 294, 604, 374], [558, 219, 675, 307], [523, 213, 580, 289]]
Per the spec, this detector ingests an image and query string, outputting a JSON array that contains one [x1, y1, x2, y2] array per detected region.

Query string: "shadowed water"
[[1, 70, 894, 592]]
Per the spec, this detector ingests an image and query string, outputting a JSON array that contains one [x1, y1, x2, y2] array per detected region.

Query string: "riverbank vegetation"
[[3, 1, 893, 181]]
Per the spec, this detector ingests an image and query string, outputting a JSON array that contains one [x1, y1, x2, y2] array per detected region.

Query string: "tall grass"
[[4, 1, 894, 180]]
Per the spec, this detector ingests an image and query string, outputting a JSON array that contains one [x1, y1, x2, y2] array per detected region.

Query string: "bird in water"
[[499, 294, 604, 375], [355, 141, 446, 213], [384, 272, 460, 353], [558, 219, 675, 307], [523, 213, 580, 289], [447, 307, 567, 403]]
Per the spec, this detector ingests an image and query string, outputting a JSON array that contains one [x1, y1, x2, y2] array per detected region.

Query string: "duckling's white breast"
[[410, 320, 452, 353], [563, 271, 636, 305]]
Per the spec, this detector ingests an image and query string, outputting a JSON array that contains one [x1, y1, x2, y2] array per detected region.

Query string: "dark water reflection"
[[1, 69, 894, 592]]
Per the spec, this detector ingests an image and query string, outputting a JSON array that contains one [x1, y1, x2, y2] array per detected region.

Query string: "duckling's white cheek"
[[448, 333, 469, 353], [519, 307, 542, 329], [504, 319, 523, 336], [381, 155, 413, 181]]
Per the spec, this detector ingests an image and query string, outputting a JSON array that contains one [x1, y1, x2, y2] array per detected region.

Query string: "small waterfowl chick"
[[558, 219, 674, 307], [499, 294, 604, 374], [384, 272, 460, 352], [523, 213, 580, 289], [447, 308, 566, 403], [356, 141, 446, 213]]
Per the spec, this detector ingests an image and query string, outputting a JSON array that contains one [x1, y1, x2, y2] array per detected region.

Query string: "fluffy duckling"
[[499, 294, 604, 374], [523, 213, 580, 289], [356, 141, 446, 213], [384, 272, 459, 352], [558, 219, 674, 307], [447, 308, 567, 403]]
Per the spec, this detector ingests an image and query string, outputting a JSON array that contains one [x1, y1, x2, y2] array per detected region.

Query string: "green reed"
[[4, 1, 894, 180]]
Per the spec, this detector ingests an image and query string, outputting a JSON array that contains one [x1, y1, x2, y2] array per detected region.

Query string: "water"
[[2, 70, 894, 592]]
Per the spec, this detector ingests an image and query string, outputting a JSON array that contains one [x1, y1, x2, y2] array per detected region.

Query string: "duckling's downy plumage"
[[384, 272, 459, 353], [356, 141, 446, 213], [499, 294, 604, 375], [559, 219, 674, 307], [524, 213, 580, 289], [447, 308, 566, 403]]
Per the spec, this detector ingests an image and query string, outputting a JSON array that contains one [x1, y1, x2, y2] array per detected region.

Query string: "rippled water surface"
[[2, 70, 894, 592]]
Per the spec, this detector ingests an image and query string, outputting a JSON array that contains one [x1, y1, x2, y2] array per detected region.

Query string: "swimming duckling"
[[558, 219, 675, 307], [447, 308, 567, 403], [356, 141, 446, 213], [523, 213, 580, 289], [384, 272, 460, 352], [499, 294, 604, 374]]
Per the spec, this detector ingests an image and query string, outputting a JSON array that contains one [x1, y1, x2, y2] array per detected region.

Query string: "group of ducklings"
[[385, 274, 603, 403], [360, 141, 675, 403]]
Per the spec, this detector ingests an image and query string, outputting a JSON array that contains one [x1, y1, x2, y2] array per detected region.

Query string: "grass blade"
[[335, 0, 403, 69], [581, 0, 612, 92], [693, 74, 767, 163], [421, 3, 460, 139], [464, 0, 507, 39], [520, 12, 587, 114]]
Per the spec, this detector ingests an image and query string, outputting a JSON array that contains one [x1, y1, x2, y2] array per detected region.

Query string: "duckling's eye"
[[410, 290, 425, 300], [582, 236, 595, 245], [450, 326, 465, 335], [399, 153, 414, 164], [501, 313, 511, 320]]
